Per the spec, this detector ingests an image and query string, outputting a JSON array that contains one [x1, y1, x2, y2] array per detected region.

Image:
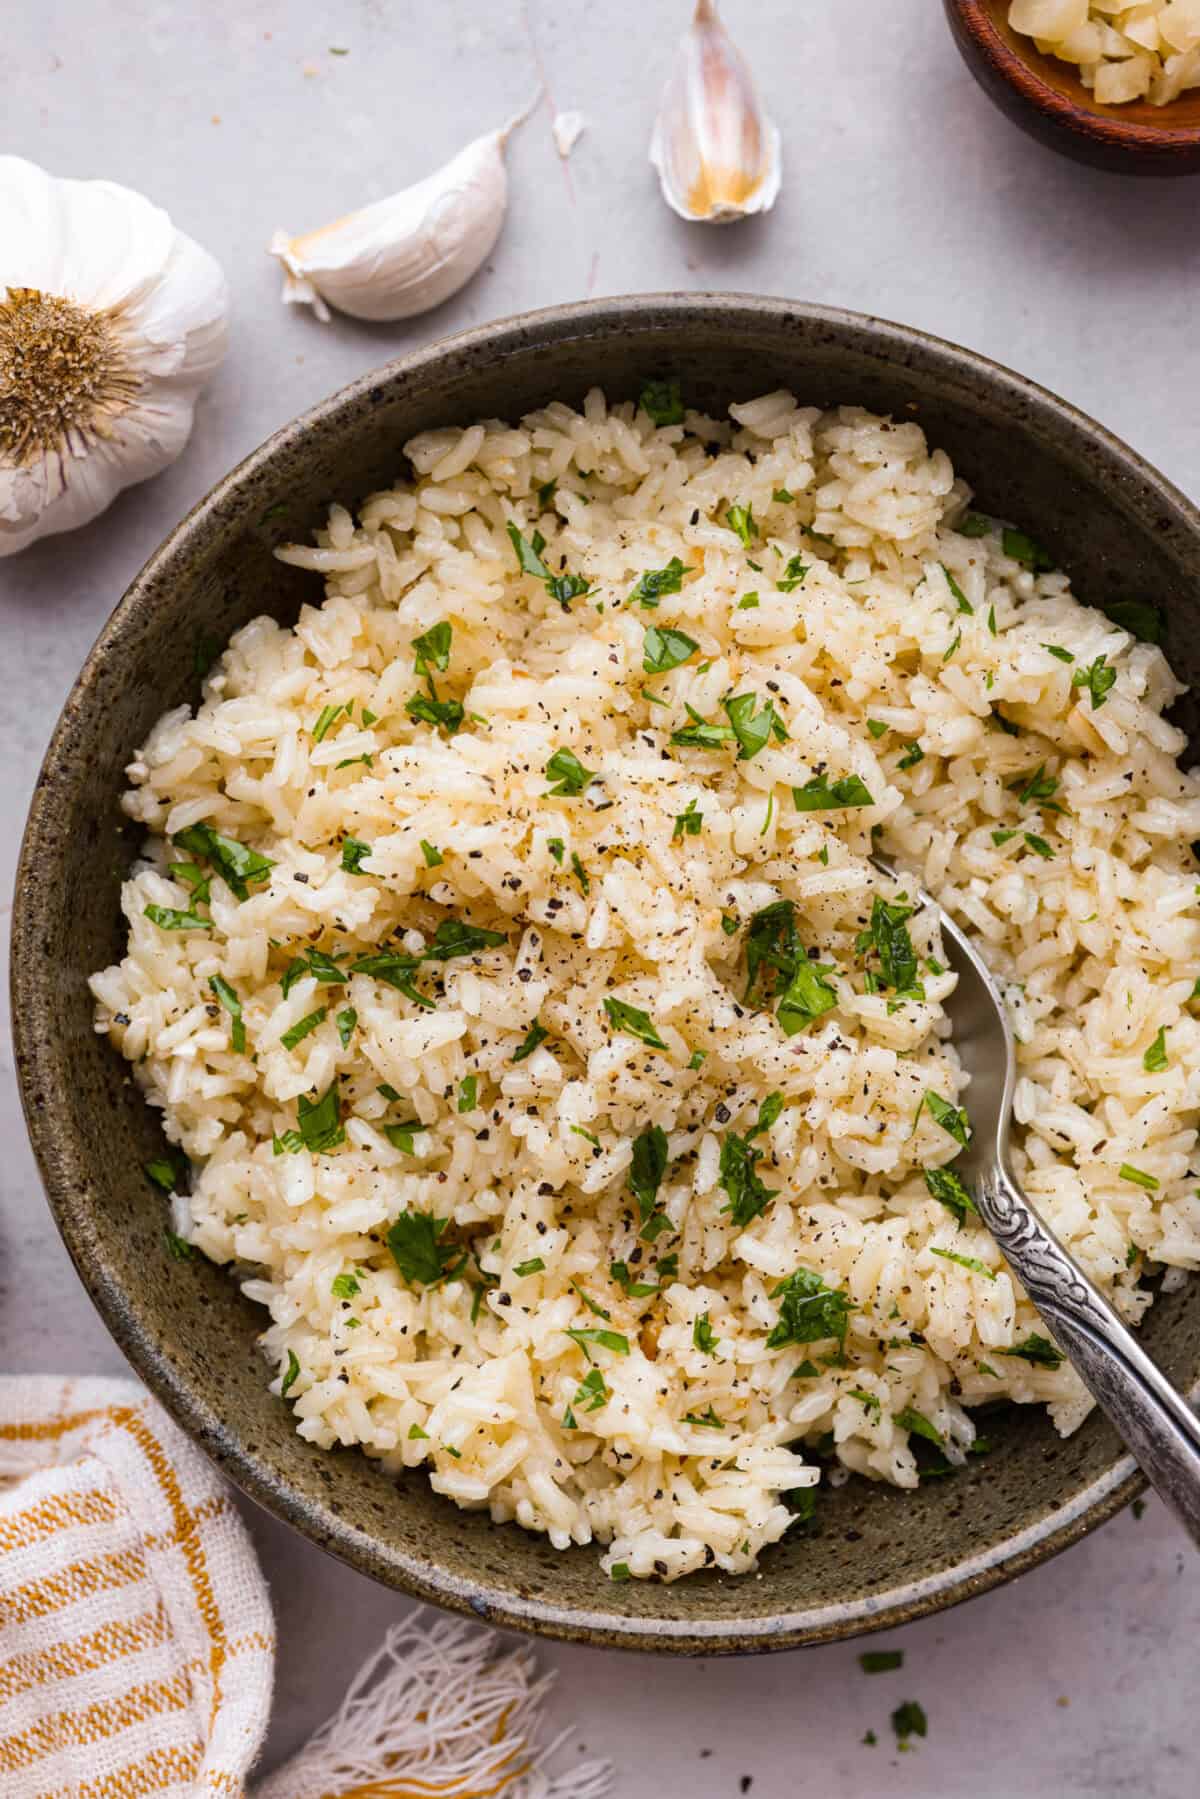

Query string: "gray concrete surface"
[[3, 2, 1199, 1791]]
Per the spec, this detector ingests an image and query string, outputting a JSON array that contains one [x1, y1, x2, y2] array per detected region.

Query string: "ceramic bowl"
[[13, 295, 1200, 1652], [944, 0, 1200, 173]]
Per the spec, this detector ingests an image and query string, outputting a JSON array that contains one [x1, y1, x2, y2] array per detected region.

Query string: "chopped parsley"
[[1023, 833, 1055, 860], [924, 1091, 971, 1149], [406, 689, 464, 732], [627, 1124, 671, 1240], [743, 899, 837, 1035], [1072, 654, 1117, 710], [281, 1005, 327, 1051], [897, 742, 924, 771], [866, 719, 889, 739], [506, 522, 588, 608], [957, 513, 991, 538], [387, 1210, 457, 1286], [860, 1650, 903, 1673], [683, 1406, 724, 1430], [280, 1350, 301, 1398], [383, 1118, 425, 1154], [145, 1154, 187, 1193], [693, 1313, 718, 1353], [991, 828, 1018, 847], [412, 621, 452, 675], [1007, 763, 1061, 810], [924, 1165, 978, 1225], [1000, 1334, 1062, 1369], [565, 1327, 630, 1361], [563, 1367, 610, 1428], [638, 378, 684, 426], [1002, 527, 1054, 572], [628, 556, 687, 608], [164, 1231, 194, 1262], [1120, 1163, 1158, 1191], [891, 1700, 927, 1744], [726, 504, 757, 547], [1144, 1027, 1168, 1073], [208, 975, 245, 1053], [941, 564, 972, 614], [673, 799, 703, 840], [296, 1083, 345, 1153], [723, 691, 787, 760], [570, 851, 589, 894], [341, 837, 372, 874], [311, 701, 349, 743], [281, 946, 347, 997], [776, 555, 809, 592], [896, 1406, 943, 1446], [548, 838, 565, 865], [603, 997, 667, 1050], [930, 1245, 995, 1280], [737, 591, 760, 609], [545, 747, 594, 796], [671, 704, 736, 750], [610, 1260, 658, 1298], [144, 902, 213, 933], [643, 625, 699, 674], [512, 1020, 550, 1062], [514, 1257, 546, 1278], [857, 895, 919, 994], [767, 1268, 853, 1348], [173, 821, 275, 902], [792, 772, 875, 811], [1042, 643, 1075, 664], [420, 840, 444, 867], [331, 1271, 360, 1299], [457, 1075, 478, 1112]]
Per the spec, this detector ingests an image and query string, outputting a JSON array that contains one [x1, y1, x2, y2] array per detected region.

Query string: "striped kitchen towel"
[[0, 1377, 610, 1799]]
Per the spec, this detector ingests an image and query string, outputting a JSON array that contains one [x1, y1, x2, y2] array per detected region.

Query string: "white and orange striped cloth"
[[0, 1378, 610, 1799]]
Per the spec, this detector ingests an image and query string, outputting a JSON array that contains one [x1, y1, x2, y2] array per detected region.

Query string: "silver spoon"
[[872, 855, 1200, 1544]]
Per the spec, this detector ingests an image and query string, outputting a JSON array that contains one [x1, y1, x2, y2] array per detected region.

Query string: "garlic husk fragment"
[[649, 0, 782, 224], [552, 110, 588, 159], [0, 157, 229, 558], [269, 104, 534, 324]]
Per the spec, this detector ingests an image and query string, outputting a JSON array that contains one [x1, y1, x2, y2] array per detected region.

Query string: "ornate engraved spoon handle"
[[977, 1163, 1200, 1546]]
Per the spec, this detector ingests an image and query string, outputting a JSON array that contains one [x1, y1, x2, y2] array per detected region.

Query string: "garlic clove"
[[0, 155, 229, 557], [269, 102, 535, 324], [649, 0, 782, 224]]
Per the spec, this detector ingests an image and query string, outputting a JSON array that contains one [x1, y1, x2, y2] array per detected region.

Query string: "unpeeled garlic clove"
[[649, 0, 782, 224], [269, 101, 535, 324]]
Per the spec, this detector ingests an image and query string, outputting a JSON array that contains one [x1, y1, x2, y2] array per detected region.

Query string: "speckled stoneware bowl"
[[14, 296, 1200, 1653]]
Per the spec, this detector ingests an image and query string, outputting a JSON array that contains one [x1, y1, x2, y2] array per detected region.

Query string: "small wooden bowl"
[[944, 0, 1200, 173]]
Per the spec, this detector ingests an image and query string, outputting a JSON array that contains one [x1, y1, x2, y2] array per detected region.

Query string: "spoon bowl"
[[874, 854, 1200, 1545]]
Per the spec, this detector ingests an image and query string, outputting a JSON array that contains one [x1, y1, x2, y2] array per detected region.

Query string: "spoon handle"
[[977, 1163, 1200, 1547]]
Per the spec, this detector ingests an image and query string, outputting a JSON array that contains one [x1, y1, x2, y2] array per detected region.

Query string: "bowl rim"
[[945, 0, 1200, 148], [22, 290, 1200, 1653]]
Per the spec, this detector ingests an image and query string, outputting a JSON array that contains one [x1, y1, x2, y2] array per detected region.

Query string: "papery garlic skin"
[[650, 0, 782, 224], [0, 156, 229, 558], [270, 115, 524, 324]]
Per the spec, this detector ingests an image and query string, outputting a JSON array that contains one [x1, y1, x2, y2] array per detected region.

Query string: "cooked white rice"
[[90, 388, 1200, 1582]]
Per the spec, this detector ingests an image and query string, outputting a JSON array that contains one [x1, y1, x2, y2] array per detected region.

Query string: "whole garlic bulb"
[[0, 156, 229, 558], [269, 104, 534, 324], [650, 0, 782, 224]]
